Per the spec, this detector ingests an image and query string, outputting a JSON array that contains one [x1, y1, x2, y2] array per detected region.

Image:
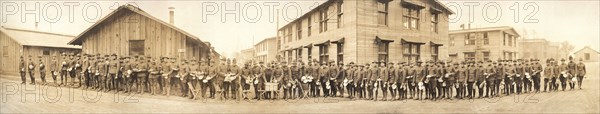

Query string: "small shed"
[[574, 46, 599, 62], [0, 26, 81, 75]]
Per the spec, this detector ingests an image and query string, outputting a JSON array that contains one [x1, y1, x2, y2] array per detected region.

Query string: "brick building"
[[518, 38, 562, 61], [254, 37, 277, 63], [277, 0, 453, 64], [448, 26, 520, 61]]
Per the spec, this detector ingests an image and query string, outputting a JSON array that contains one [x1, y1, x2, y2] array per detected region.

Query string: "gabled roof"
[[1, 26, 81, 49], [68, 4, 211, 49], [449, 26, 520, 37], [574, 46, 600, 54]]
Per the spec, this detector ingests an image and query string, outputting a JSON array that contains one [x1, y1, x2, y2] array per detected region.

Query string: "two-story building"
[[518, 38, 562, 61], [254, 37, 277, 63], [448, 26, 520, 61], [277, 0, 453, 64]]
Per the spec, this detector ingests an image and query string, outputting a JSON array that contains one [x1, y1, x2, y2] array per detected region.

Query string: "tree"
[[559, 41, 575, 58]]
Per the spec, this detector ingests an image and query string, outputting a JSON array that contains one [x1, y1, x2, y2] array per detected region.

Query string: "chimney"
[[169, 7, 175, 25]]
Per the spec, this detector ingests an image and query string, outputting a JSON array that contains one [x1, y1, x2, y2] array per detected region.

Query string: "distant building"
[[277, 0, 454, 64], [518, 38, 562, 61], [254, 37, 277, 63], [574, 46, 599, 62], [448, 26, 520, 61], [68, 5, 219, 62], [1, 26, 81, 75], [237, 48, 255, 64]]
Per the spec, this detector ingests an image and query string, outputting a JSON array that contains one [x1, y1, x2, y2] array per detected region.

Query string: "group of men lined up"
[[19, 53, 587, 101]]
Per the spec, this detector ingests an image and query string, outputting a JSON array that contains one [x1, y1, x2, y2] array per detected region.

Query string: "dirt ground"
[[1, 63, 598, 113]]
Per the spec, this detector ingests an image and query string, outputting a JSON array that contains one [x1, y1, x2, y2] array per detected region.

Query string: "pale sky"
[[1, 0, 598, 58]]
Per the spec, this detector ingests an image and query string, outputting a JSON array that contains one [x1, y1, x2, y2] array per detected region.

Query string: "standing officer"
[[397, 62, 408, 100], [495, 60, 504, 97], [543, 59, 554, 92], [137, 56, 150, 94], [149, 57, 161, 95], [108, 54, 119, 92], [97, 55, 107, 92], [318, 61, 330, 97], [74, 54, 83, 87], [576, 59, 586, 89], [328, 61, 339, 97], [377, 61, 389, 101], [558, 59, 568, 91], [368, 61, 380, 100], [388, 62, 397, 100], [414, 61, 425, 100], [19, 56, 26, 84], [122, 56, 133, 93], [346, 62, 356, 99], [567, 57, 577, 90], [290, 61, 302, 99], [551, 59, 559, 91], [355, 64, 365, 99], [515, 60, 525, 94], [27, 55, 36, 85], [336, 61, 346, 98], [505, 60, 516, 95], [466, 61, 477, 99], [310, 60, 320, 97], [532, 59, 543, 93], [485, 61, 497, 98], [444, 62, 457, 99], [38, 56, 47, 85], [50, 55, 58, 85], [60, 53, 69, 86], [252, 62, 265, 99], [456, 62, 467, 99]]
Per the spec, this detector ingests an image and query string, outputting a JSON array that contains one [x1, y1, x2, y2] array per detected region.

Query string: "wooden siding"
[[1, 32, 80, 75], [80, 9, 210, 60]]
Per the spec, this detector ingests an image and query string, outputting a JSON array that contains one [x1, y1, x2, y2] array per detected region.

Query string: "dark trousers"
[[467, 82, 474, 99], [200, 80, 214, 98], [457, 82, 465, 99], [60, 70, 67, 84], [486, 80, 495, 97], [347, 83, 355, 98], [551, 77, 558, 91], [445, 80, 454, 99], [476, 81, 484, 98], [428, 80, 437, 99], [28, 71, 36, 84], [20, 72, 26, 83], [504, 77, 513, 95], [533, 75, 541, 92], [437, 81, 444, 98], [223, 82, 231, 99], [309, 81, 318, 97], [51, 71, 58, 83], [577, 75, 584, 89], [40, 71, 46, 83], [543, 78, 551, 92], [321, 80, 329, 97], [524, 77, 532, 92], [494, 79, 501, 96], [515, 77, 523, 94], [330, 80, 338, 97], [559, 76, 567, 91]]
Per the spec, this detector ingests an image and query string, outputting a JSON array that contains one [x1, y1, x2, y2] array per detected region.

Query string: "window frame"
[[377, 1, 389, 26], [403, 6, 420, 30], [129, 40, 145, 56]]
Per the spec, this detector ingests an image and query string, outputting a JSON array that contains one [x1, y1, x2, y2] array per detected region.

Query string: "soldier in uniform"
[[180, 59, 192, 97], [239, 62, 252, 99], [138, 56, 151, 94], [107, 54, 119, 92], [543, 59, 554, 92], [346, 62, 356, 99], [318, 61, 330, 97], [567, 57, 577, 90], [50, 55, 58, 85], [368, 61, 379, 100], [505, 60, 517, 95], [27, 55, 36, 85], [252, 62, 265, 99], [376, 61, 388, 101], [532, 59, 543, 93], [122, 56, 133, 93], [290, 61, 302, 99], [96, 55, 107, 92], [397, 62, 408, 100], [558, 59, 568, 91], [466, 61, 477, 99], [335, 61, 346, 98], [149, 57, 161, 95], [494, 60, 504, 97], [414, 61, 425, 100], [485, 61, 497, 98], [576, 59, 586, 90], [38, 56, 47, 85], [19, 56, 26, 84], [445, 62, 457, 99], [328, 61, 339, 97], [310, 60, 321, 97], [515, 60, 525, 94], [387, 62, 396, 101], [425, 61, 439, 100], [74, 54, 83, 87], [523, 60, 532, 93], [456, 62, 467, 99], [355, 64, 365, 99]]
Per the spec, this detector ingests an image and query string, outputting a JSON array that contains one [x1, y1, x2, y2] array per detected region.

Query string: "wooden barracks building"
[[448, 26, 520, 61], [1, 26, 81, 75], [68, 5, 219, 61], [277, 0, 453, 64]]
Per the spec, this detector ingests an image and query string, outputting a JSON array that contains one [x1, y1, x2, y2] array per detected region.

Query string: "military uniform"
[[367, 62, 379, 100], [50, 56, 58, 85], [19, 57, 26, 84], [466, 62, 477, 99], [456, 63, 467, 99], [576, 60, 586, 89], [108, 54, 120, 91], [27, 56, 36, 85], [149, 58, 161, 95], [485, 62, 497, 98], [38, 56, 47, 84], [543, 60, 554, 92]]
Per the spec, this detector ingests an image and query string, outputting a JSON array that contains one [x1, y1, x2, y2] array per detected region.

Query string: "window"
[[3, 46, 8, 57], [431, 45, 439, 61], [42, 49, 50, 55], [337, 1, 344, 28], [129, 40, 145, 56], [464, 52, 475, 61], [287, 27, 293, 42], [377, 1, 388, 25], [288, 50, 293, 62], [585, 53, 590, 60], [307, 47, 312, 60], [297, 49, 302, 60], [483, 52, 490, 61], [319, 8, 329, 33], [402, 43, 421, 64], [483, 32, 489, 45], [465, 33, 476, 45], [503, 32, 506, 46], [297, 22, 302, 40], [403, 5, 420, 29], [378, 42, 389, 62], [308, 15, 312, 37], [431, 13, 438, 33], [337, 43, 344, 63], [449, 35, 455, 46], [319, 45, 329, 63], [507, 34, 513, 46]]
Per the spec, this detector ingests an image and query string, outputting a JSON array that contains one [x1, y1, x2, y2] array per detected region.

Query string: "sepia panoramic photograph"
[[0, 0, 599, 113]]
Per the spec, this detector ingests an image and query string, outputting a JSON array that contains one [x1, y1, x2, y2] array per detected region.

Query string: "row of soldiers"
[[19, 53, 587, 101]]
